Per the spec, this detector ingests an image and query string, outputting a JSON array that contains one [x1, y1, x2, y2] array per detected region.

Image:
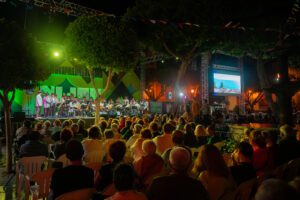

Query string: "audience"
[[131, 128, 152, 161], [126, 124, 143, 147], [50, 140, 94, 199], [82, 126, 104, 163], [53, 128, 73, 159], [19, 131, 48, 158], [147, 147, 209, 200], [153, 123, 174, 155]]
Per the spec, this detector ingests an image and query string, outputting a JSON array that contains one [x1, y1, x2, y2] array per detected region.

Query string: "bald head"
[[142, 139, 156, 155], [169, 147, 191, 173]]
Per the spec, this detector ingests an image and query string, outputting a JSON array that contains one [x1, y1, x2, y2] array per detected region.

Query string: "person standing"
[[43, 92, 51, 118], [50, 93, 58, 117], [35, 91, 43, 118]]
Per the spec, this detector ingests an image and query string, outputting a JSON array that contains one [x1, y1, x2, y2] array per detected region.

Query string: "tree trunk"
[[4, 99, 12, 173], [256, 58, 278, 115], [175, 58, 192, 90], [88, 67, 113, 125]]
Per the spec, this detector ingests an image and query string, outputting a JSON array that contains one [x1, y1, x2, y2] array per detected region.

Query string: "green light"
[[53, 51, 60, 58]]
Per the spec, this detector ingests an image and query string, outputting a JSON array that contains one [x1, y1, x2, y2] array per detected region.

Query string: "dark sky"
[[0, 0, 135, 42]]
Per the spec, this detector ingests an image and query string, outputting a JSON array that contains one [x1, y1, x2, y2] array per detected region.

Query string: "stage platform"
[[32, 117, 97, 128]]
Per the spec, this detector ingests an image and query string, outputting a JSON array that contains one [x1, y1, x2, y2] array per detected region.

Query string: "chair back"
[[25, 168, 55, 200], [18, 156, 47, 177], [57, 154, 70, 167], [55, 188, 96, 200], [84, 151, 103, 164]]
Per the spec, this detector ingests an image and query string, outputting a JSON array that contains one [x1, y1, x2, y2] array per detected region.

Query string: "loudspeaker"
[[13, 112, 25, 122]]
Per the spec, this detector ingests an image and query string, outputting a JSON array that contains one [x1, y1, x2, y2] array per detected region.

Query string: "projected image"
[[213, 73, 241, 95]]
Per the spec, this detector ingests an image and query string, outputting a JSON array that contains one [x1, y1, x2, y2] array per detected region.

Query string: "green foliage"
[[221, 138, 238, 153], [126, 0, 232, 57], [64, 16, 139, 72], [0, 19, 50, 91]]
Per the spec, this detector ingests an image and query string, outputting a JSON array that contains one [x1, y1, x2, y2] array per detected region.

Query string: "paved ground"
[[0, 146, 16, 200]]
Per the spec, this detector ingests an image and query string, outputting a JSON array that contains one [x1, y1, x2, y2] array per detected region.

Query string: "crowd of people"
[[14, 106, 300, 200]]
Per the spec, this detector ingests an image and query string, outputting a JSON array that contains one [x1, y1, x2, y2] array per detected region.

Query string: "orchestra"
[[35, 92, 149, 118]]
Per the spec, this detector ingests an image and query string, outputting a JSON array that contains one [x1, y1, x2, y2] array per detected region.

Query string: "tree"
[[244, 89, 264, 113], [65, 16, 139, 124], [0, 19, 50, 173], [220, 0, 300, 124], [126, 0, 232, 89]]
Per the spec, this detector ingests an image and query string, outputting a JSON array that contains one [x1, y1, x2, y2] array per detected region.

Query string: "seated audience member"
[[53, 128, 73, 159], [33, 121, 43, 134], [194, 124, 208, 146], [19, 131, 48, 158], [97, 141, 127, 193], [99, 120, 108, 134], [206, 125, 223, 144], [50, 140, 94, 200], [15, 120, 32, 150], [71, 123, 84, 141], [230, 142, 257, 185], [103, 129, 117, 161], [262, 130, 279, 169], [255, 178, 299, 200], [82, 126, 104, 163], [77, 119, 88, 138], [193, 144, 236, 200], [118, 117, 126, 131], [40, 120, 52, 136], [111, 123, 122, 139], [153, 123, 174, 155], [277, 125, 300, 165], [121, 120, 132, 140], [51, 119, 62, 142], [131, 128, 152, 161], [176, 117, 186, 131], [106, 163, 147, 200], [162, 130, 192, 166], [183, 123, 197, 148], [126, 124, 143, 147], [150, 121, 160, 138], [147, 147, 209, 200], [249, 130, 269, 177], [133, 140, 164, 189]]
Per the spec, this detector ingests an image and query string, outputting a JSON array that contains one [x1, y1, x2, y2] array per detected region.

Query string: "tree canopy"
[[64, 15, 139, 71]]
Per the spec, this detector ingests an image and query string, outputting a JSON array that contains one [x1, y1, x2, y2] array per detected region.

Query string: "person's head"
[[66, 140, 84, 162], [113, 163, 135, 192], [179, 117, 186, 125], [88, 126, 101, 139], [137, 119, 144, 126], [70, 123, 79, 134], [99, 120, 108, 132], [255, 178, 299, 200], [125, 120, 132, 128], [62, 120, 70, 128], [232, 142, 253, 163], [133, 124, 143, 135], [184, 123, 193, 134], [23, 120, 32, 129], [163, 123, 175, 134], [34, 122, 43, 131], [250, 130, 266, 148], [169, 147, 191, 173], [77, 119, 85, 129], [60, 128, 73, 143], [53, 119, 61, 127], [28, 131, 41, 141], [43, 120, 51, 130], [206, 125, 215, 136], [262, 130, 278, 146], [109, 140, 126, 163], [194, 125, 206, 137], [142, 139, 157, 155], [149, 121, 159, 132], [111, 123, 119, 133], [195, 144, 229, 178], [141, 128, 152, 139], [104, 129, 114, 139], [280, 124, 297, 140], [172, 130, 184, 146]]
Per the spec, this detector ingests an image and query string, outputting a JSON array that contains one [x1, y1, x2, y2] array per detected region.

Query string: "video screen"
[[213, 73, 241, 95]]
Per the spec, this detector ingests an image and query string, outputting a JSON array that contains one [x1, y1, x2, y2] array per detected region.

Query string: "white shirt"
[[35, 93, 43, 107], [43, 96, 51, 108]]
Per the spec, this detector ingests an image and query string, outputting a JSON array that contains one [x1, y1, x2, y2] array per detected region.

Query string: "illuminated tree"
[[0, 19, 50, 172], [244, 89, 264, 113], [65, 16, 139, 123]]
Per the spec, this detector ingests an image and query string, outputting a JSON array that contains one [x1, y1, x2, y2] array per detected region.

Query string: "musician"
[[80, 97, 89, 117], [124, 96, 129, 105], [43, 92, 51, 117], [59, 94, 66, 117], [50, 93, 59, 117], [35, 90, 43, 118]]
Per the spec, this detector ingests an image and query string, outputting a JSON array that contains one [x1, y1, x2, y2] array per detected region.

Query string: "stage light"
[[161, 59, 165, 63], [191, 89, 195, 94], [53, 51, 60, 58], [176, 57, 179, 60], [73, 58, 78, 62], [179, 92, 184, 97]]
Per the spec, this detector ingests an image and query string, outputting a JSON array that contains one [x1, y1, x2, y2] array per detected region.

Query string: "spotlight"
[[191, 89, 195, 94], [179, 92, 184, 97], [161, 59, 165, 63], [53, 51, 60, 58]]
